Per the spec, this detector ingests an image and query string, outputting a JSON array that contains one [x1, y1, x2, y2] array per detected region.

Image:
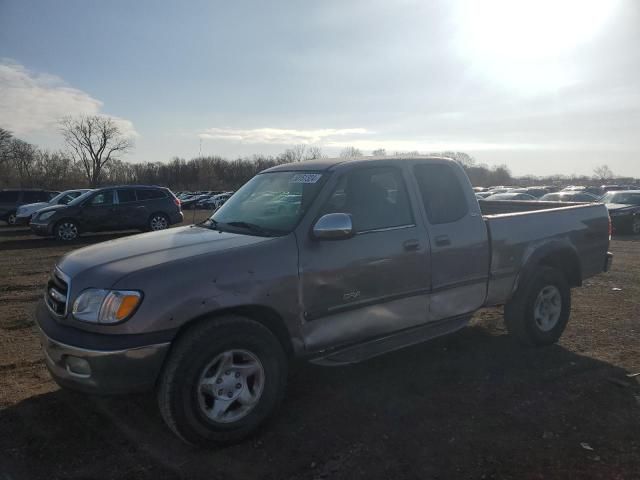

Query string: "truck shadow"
[[1, 326, 638, 480]]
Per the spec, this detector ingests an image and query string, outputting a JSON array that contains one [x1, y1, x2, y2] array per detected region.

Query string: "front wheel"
[[55, 220, 79, 241], [631, 216, 640, 235], [504, 266, 571, 346], [157, 316, 288, 445]]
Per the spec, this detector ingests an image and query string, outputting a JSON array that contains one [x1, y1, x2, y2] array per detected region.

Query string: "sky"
[[1, 0, 639, 177]]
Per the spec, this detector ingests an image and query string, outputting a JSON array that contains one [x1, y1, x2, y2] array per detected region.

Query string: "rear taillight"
[[174, 197, 181, 208], [608, 215, 612, 240]]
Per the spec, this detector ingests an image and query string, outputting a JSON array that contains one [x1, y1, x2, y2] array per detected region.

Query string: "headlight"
[[38, 211, 56, 221], [72, 288, 142, 324]]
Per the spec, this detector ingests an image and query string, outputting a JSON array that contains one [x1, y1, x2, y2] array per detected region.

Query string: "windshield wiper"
[[225, 221, 277, 237]]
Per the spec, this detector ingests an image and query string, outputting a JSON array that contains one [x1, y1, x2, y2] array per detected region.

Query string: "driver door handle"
[[403, 239, 420, 251]]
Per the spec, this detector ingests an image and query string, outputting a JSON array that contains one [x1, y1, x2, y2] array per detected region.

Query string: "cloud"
[[0, 60, 137, 137], [198, 127, 369, 145]]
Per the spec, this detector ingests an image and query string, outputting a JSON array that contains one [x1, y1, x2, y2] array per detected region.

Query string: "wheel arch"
[[514, 243, 582, 297], [170, 305, 295, 359]]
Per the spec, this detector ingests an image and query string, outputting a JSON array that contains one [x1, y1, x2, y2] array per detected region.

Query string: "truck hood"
[[57, 225, 274, 283]]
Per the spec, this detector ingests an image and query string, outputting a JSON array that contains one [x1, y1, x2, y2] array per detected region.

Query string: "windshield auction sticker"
[[290, 173, 322, 184]]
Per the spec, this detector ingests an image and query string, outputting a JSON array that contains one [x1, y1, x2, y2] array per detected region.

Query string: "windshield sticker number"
[[290, 173, 322, 184]]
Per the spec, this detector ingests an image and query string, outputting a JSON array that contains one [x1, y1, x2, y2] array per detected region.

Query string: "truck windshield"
[[207, 171, 327, 236]]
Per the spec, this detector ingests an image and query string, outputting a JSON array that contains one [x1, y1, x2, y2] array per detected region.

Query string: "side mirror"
[[312, 213, 354, 240]]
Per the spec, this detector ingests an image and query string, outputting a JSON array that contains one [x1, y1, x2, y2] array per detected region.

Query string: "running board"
[[308, 316, 470, 366]]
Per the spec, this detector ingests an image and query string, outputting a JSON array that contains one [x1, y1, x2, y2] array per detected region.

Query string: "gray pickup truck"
[[36, 156, 612, 444]]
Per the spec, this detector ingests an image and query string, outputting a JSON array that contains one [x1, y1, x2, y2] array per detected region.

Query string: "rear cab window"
[[413, 163, 469, 224]]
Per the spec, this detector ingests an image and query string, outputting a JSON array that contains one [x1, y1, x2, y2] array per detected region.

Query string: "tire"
[[148, 213, 169, 231], [55, 220, 79, 241], [631, 216, 640, 235], [7, 212, 16, 226], [157, 316, 288, 445], [504, 266, 571, 346]]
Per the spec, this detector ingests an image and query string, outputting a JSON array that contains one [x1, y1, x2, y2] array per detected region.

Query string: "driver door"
[[298, 166, 431, 351], [80, 190, 119, 232]]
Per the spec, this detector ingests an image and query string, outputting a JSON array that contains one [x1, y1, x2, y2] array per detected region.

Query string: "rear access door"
[[410, 161, 490, 320]]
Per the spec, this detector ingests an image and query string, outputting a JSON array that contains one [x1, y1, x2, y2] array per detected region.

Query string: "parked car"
[[599, 190, 640, 234], [510, 187, 548, 198], [29, 185, 183, 240], [484, 192, 537, 201], [539, 192, 599, 202], [15, 189, 92, 225], [35, 157, 611, 445], [475, 191, 493, 199], [212, 192, 234, 209], [0, 189, 59, 225]]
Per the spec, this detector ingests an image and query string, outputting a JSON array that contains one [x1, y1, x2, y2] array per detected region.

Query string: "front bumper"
[[14, 215, 31, 226], [36, 301, 172, 394], [30, 221, 52, 236]]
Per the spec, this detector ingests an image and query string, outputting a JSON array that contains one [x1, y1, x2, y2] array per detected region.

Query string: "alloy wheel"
[[197, 349, 265, 424]]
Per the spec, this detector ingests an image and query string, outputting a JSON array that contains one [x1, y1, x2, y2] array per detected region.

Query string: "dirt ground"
[[0, 214, 639, 480]]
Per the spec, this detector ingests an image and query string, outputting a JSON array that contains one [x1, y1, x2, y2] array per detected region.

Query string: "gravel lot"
[[1, 215, 638, 480]]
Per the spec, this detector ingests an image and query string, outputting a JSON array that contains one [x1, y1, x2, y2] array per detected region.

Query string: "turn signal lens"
[[99, 291, 142, 323], [115, 294, 141, 321]]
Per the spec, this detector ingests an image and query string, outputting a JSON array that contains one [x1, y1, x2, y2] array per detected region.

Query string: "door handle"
[[435, 235, 451, 247], [403, 239, 420, 251]]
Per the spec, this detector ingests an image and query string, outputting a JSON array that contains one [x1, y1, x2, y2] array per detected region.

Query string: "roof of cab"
[[261, 155, 455, 173]]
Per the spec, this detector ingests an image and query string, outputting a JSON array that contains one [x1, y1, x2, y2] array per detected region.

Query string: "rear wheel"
[[7, 212, 16, 225], [55, 220, 79, 241], [149, 213, 169, 231], [505, 266, 571, 346], [157, 316, 287, 445]]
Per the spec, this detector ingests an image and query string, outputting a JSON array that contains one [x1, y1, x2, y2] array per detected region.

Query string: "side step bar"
[[308, 315, 471, 366]]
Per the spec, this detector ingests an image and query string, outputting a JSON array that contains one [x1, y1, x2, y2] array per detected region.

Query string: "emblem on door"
[[343, 290, 361, 301]]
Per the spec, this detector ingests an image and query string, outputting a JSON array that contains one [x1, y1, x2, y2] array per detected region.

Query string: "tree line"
[[0, 116, 634, 192]]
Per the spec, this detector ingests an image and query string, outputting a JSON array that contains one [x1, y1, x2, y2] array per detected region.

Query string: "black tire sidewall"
[[507, 267, 571, 346], [161, 319, 287, 445]]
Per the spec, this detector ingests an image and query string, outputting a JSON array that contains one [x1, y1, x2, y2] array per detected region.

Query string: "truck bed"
[[479, 200, 610, 306]]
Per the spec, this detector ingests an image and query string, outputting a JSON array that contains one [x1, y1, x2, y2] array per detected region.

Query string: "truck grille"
[[45, 268, 70, 317]]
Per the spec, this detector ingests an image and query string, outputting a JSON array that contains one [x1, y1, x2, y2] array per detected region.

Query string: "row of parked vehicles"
[[2, 180, 639, 237], [475, 184, 640, 234], [175, 191, 235, 210], [1, 186, 184, 240]]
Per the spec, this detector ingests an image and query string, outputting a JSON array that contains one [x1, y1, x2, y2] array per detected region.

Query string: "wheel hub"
[[534, 285, 562, 332]]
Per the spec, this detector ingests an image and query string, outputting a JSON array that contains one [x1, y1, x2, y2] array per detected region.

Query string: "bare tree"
[[339, 146, 363, 159], [279, 144, 307, 163], [0, 128, 12, 157], [60, 115, 134, 187], [593, 164, 614, 181], [305, 146, 325, 160], [438, 151, 475, 167], [371, 148, 386, 156]]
